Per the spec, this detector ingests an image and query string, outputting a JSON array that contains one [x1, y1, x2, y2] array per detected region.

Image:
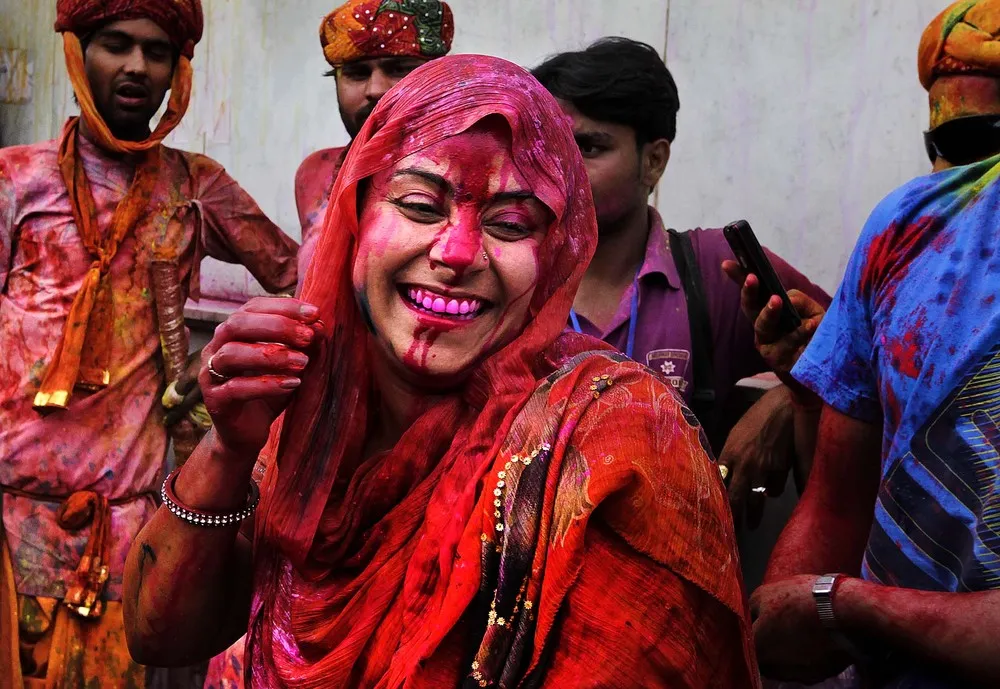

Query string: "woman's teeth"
[[407, 288, 483, 318]]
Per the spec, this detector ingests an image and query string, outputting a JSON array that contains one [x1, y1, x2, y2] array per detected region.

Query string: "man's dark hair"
[[532, 37, 679, 144]]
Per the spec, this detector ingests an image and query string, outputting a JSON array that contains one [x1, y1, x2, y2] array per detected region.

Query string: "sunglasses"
[[924, 114, 1000, 166]]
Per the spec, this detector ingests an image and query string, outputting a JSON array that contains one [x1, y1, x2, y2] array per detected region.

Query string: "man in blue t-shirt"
[[747, 2, 1000, 688]]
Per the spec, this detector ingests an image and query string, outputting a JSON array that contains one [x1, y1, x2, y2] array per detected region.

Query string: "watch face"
[[813, 575, 837, 595]]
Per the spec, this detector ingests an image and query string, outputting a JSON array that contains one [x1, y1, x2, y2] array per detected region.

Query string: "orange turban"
[[55, 0, 203, 59], [919, 0, 1000, 90], [320, 0, 454, 68]]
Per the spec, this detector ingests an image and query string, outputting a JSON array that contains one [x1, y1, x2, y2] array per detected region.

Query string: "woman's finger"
[[206, 375, 302, 405], [240, 296, 320, 323], [212, 311, 318, 350], [726, 459, 751, 529], [208, 342, 309, 380], [746, 487, 767, 530]]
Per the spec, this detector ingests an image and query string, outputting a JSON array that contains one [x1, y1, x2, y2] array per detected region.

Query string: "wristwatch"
[[813, 573, 872, 662], [812, 573, 840, 629]]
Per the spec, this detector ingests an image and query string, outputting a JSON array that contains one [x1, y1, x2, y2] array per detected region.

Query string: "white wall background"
[[0, 0, 948, 294]]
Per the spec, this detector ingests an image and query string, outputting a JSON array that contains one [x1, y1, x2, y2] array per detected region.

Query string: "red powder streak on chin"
[[403, 325, 441, 371]]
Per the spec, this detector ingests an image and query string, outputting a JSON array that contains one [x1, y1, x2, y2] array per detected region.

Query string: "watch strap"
[[812, 574, 876, 663], [812, 573, 840, 629]]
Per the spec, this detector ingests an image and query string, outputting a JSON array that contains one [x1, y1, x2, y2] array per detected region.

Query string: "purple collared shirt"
[[570, 208, 830, 415]]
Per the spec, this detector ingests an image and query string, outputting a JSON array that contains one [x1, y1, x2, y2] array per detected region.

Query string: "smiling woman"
[[122, 55, 758, 688]]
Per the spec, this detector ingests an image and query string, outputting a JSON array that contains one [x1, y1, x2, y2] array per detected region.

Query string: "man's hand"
[[719, 385, 795, 529], [752, 575, 854, 683], [723, 260, 826, 375]]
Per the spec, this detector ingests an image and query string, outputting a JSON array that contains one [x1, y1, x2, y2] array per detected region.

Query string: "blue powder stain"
[[355, 289, 377, 335]]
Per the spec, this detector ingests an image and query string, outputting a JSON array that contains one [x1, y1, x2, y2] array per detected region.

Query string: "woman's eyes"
[[391, 196, 444, 220], [485, 218, 534, 240], [388, 195, 541, 240]]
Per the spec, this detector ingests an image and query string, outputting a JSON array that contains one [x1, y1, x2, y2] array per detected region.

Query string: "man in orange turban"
[[0, 1, 298, 686], [294, 0, 455, 285]]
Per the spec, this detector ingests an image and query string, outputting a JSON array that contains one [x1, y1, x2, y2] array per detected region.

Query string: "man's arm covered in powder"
[[191, 155, 299, 293], [754, 406, 1000, 687]]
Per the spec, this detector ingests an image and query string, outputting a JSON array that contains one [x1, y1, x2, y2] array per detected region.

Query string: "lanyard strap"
[[569, 274, 640, 360]]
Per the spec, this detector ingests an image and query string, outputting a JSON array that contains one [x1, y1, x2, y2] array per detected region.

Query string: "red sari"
[[248, 55, 758, 689]]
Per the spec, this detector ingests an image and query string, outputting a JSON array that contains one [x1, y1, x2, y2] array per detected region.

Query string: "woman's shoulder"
[[512, 348, 718, 497], [505, 348, 743, 619], [537, 349, 704, 439]]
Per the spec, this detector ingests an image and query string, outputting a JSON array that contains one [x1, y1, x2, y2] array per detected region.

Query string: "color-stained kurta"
[[0, 132, 298, 602]]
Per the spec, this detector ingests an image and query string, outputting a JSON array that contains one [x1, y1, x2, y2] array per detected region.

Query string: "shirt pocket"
[[6, 217, 90, 310]]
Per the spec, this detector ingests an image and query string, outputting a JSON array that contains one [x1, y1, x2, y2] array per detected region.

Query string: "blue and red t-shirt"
[[793, 156, 1000, 689]]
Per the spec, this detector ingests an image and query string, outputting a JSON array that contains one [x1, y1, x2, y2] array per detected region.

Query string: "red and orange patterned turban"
[[919, 0, 1000, 90], [320, 0, 454, 68], [55, 0, 204, 59]]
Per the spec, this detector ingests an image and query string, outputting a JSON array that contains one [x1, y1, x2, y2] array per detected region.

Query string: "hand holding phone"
[[722, 220, 802, 335]]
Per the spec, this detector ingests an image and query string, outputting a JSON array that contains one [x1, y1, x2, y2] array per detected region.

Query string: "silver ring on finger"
[[207, 353, 230, 384]]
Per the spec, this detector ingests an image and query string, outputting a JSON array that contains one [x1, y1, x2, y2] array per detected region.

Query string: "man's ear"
[[641, 138, 671, 192]]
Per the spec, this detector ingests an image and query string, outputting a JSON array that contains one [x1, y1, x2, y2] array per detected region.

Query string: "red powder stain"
[[861, 216, 946, 301], [984, 294, 996, 307], [945, 276, 968, 318], [889, 333, 922, 378], [885, 311, 927, 380], [425, 134, 524, 281], [402, 325, 440, 371]]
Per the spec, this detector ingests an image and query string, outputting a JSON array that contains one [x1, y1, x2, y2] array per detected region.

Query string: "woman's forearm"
[[123, 429, 258, 666]]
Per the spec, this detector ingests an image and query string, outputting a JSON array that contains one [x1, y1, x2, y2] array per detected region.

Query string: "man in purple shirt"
[[533, 38, 831, 530]]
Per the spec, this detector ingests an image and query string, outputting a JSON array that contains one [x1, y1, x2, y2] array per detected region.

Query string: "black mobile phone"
[[722, 219, 802, 335]]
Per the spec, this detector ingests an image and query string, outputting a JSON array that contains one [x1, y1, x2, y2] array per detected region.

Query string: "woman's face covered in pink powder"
[[353, 118, 553, 386]]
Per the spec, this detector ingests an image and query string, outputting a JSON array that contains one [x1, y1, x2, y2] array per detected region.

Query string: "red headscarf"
[[253, 52, 595, 682], [259, 53, 596, 575], [248, 54, 753, 688]]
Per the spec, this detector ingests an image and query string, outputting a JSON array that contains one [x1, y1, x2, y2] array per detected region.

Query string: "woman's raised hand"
[[199, 297, 321, 456]]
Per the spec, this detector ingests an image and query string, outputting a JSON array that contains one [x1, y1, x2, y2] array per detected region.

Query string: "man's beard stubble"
[[340, 101, 377, 139]]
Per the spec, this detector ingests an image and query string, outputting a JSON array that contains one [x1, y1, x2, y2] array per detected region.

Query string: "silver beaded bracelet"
[[161, 468, 260, 527]]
